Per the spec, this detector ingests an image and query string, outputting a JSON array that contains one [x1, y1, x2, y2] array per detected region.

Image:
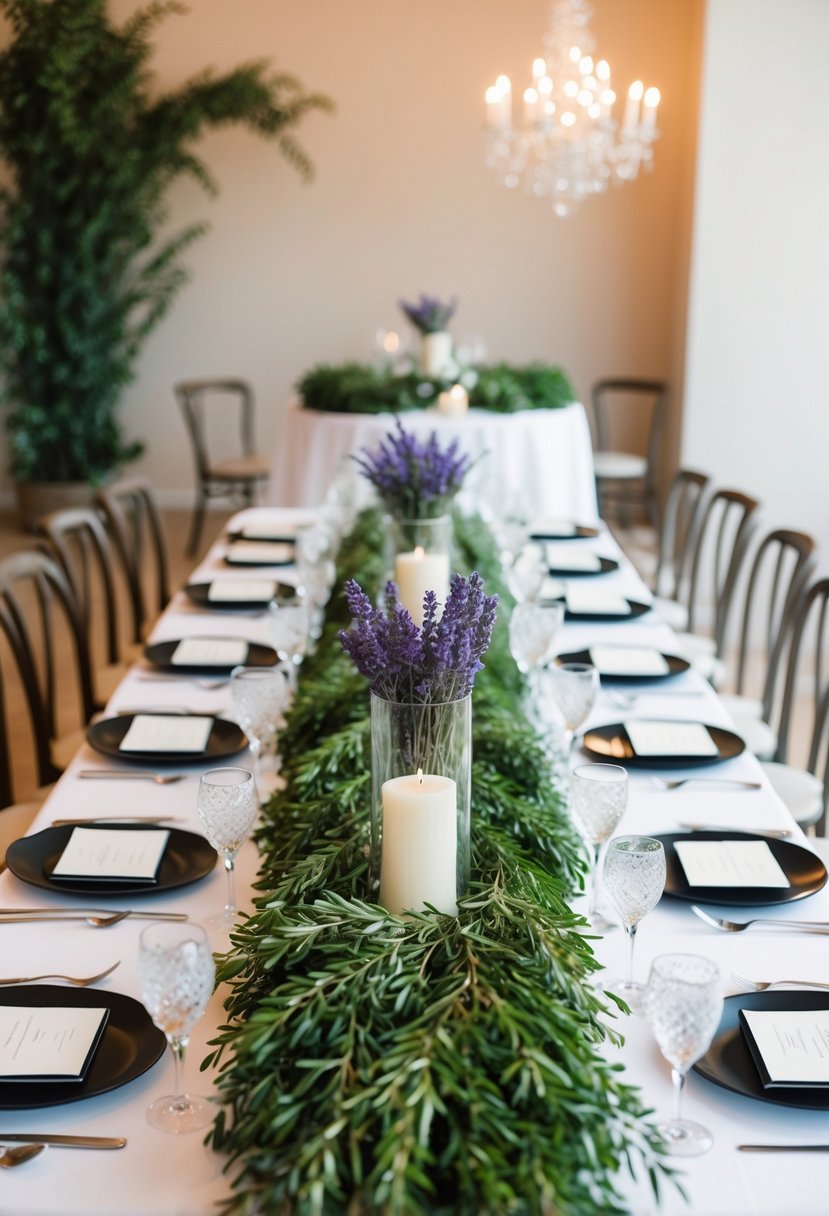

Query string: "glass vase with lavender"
[[353, 418, 474, 625], [340, 571, 497, 917], [399, 292, 457, 378]]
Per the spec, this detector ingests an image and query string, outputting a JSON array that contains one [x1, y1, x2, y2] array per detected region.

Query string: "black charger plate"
[[555, 647, 690, 681], [143, 638, 276, 674], [6, 823, 217, 897], [87, 713, 247, 765], [184, 580, 297, 610], [544, 597, 652, 623], [0, 985, 165, 1109], [656, 830, 826, 906], [582, 721, 745, 767]]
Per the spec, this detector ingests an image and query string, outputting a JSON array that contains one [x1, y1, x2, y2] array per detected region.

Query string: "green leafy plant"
[[0, 0, 332, 483], [205, 509, 679, 1215], [298, 360, 576, 416]]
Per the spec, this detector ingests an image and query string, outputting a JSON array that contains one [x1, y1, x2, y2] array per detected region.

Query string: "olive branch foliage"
[[205, 509, 678, 1215]]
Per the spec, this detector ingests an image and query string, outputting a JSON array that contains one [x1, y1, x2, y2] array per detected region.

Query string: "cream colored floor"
[[0, 506, 234, 805]]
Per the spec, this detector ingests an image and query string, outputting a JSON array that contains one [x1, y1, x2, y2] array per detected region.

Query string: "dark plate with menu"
[[547, 556, 619, 577], [654, 830, 826, 906], [555, 647, 691, 682], [86, 712, 247, 765], [184, 580, 297, 610], [544, 597, 652, 623], [694, 991, 829, 1110], [582, 721, 744, 767], [530, 522, 600, 541], [143, 637, 276, 674], [6, 823, 218, 897], [223, 540, 295, 567], [0, 985, 165, 1109]]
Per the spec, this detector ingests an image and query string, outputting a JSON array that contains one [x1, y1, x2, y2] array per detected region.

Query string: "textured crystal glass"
[[507, 543, 547, 604], [509, 600, 564, 674], [547, 661, 600, 757], [267, 602, 311, 688], [645, 953, 723, 1156], [603, 835, 666, 1013], [230, 665, 290, 789], [138, 922, 215, 1133], [570, 764, 628, 929], [197, 767, 257, 924]]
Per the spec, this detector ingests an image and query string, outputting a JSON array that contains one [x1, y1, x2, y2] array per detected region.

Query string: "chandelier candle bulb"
[[437, 383, 469, 418], [623, 80, 643, 134], [394, 545, 451, 627], [380, 772, 458, 916], [642, 86, 660, 135]]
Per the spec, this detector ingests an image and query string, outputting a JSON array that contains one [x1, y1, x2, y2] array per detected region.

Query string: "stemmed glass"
[[547, 661, 600, 758], [230, 665, 290, 792], [508, 600, 564, 675], [295, 523, 337, 640], [645, 953, 723, 1156], [603, 835, 666, 1013], [137, 922, 215, 1133], [197, 767, 257, 927], [569, 764, 628, 929], [507, 543, 547, 604], [268, 601, 311, 688]]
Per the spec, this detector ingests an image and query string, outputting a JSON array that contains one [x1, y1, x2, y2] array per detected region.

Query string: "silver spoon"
[[0, 962, 120, 987], [0, 1144, 45, 1167]]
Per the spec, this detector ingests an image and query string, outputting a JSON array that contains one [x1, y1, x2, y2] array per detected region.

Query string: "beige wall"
[[683, 0, 829, 565], [0, 0, 702, 506]]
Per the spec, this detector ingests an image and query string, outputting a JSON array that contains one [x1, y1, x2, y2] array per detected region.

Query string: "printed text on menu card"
[[0, 1006, 109, 1080]]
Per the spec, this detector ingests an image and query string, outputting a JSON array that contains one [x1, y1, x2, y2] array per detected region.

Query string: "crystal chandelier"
[[484, 0, 660, 218]]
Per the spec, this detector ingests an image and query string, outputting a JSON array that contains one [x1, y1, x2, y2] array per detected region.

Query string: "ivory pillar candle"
[[437, 384, 469, 418], [380, 772, 457, 915], [395, 545, 450, 626]]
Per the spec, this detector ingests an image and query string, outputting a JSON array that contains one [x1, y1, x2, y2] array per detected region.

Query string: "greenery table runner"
[[297, 362, 576, 416], [208, 511, 673, 1215]]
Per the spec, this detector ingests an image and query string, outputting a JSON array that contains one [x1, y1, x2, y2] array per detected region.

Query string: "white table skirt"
[[2, 508, 828, 1216], [266, 401, 600, 522]]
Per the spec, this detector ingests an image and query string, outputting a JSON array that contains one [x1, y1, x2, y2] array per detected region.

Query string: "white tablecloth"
[[2, 509, 828, 1216], [267, 401, 599, 522]]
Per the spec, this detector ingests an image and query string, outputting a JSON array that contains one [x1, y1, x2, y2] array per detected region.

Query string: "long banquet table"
[[266, 400, 599, 521], [2, 507, 828, 1216]]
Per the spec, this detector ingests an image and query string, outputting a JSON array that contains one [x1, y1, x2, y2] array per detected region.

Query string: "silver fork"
[[691, 905, 829, 934], [78, 770, 185, 785], [731, 970, 829, 993], [0, 962, 120, 987], [134, 674, 228, 690], [607, 690, 706, 707], [653, 777, 761, 791]]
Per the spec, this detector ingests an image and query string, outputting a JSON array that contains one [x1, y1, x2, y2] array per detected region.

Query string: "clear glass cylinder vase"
[[389, 514, 452, 626], [370, 691, 471, 917]]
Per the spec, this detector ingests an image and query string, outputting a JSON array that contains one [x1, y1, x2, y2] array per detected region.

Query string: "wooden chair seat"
[[209, 455, 270, 481]]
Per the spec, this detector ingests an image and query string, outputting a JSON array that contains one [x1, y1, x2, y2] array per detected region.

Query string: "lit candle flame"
[[414, 546, 425, 560], [417, 767, 423, 785]]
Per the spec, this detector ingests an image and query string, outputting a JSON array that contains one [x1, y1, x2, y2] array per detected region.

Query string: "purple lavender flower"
[[353, 417, 474, 519], [339, 572, 498, 704], [399, 293, 457, 335]]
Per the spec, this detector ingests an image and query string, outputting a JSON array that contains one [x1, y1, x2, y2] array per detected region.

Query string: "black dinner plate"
[[6, 824, 218, 897], [694, 991, 829, 1110], [530, 523, 600, 541], [545, 597, 652, 623], [0, 985, 166, 1109], [655, 830, 826, 906], [184, 580, 298, 610], [227, 528, 297, 544], [143, 637, 277, 674], [582, 721, 745, 767], [556, 648, 691, 681], [224, 540, 295, 567], [86, 712, 247, 765], [547, 556, 619, 577]]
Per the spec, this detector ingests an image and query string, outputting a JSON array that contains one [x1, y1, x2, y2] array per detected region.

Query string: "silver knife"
[[738, 1145, 829, 1153], [0, 908, 188, 921], [0, 1134, 126, 1149], [51, 816, 182, 826]]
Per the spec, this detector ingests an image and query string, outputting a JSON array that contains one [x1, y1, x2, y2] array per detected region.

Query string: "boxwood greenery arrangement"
[[205, 510, 676, 1215], [297, 361, 576, 416], [0, 0, 331, 484]]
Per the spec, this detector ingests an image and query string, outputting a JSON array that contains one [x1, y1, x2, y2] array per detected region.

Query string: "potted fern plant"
[[0, 0, 332, 526]]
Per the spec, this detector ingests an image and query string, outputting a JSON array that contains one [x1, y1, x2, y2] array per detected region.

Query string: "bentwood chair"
[[589, 378, 667, 529], [718, 528, 817, 759], [37, 505, 141, 706], [95, 476, 170, 644], [0, 550, 95, 799], [0, 661, 44, 865], [645, 467, 711, 621], [175, 378, 270, 556], [759, 577, 829, 832]]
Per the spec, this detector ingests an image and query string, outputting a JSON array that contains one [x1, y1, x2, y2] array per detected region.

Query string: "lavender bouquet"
[[399, 293, 457, 335], [340, 571, 498, 705], [353, 417, 474, 520]]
